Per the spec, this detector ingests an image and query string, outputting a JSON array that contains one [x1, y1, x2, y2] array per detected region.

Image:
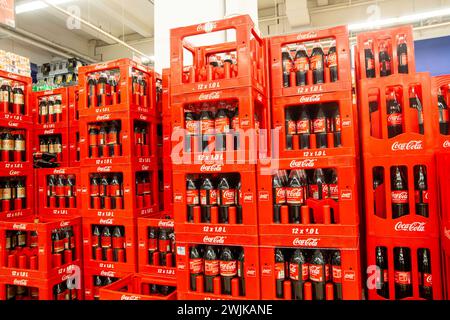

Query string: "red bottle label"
[[232, 116, 240, 130], [441, 109, 449, 122], [148, 238, 157, 251], [112, 236, 124, 249], [186, 189, 199, 205], [274, 187, 286, 205], [420, 273, 432, 287], [107, 132, 118, 145], [415, 190, 429, 204], [220, 189, 236, 206], [296, 120, 310, 134], [204, 260, 219, 276], [310, 55, 323, 71], [215, 117, 230, 134], [200, 189, 217, 205], [399, 53, 408, 66], [220, 260, 237, 277], [332, 265, 342, 283], [189, 258, 204, 274], [287, 120, 297, 135], [89, 134, 98, 146], [313, 118, 326, 133], [387, 113, 403, 126], [56, 291, 67, 301], [200, 120, 214, 134], [286, 187, 304, 205], [309, 264, 324, 282], [289, 263, 309, 281], [391, 190, 409, 204], [101, 236, 112, 248], [90, 184, 99, 197], [309, 185, 328, 200], [367, 58, 375, 70], [295, 57, 309, 72], [56, 185, 65, 197], [53, 239, 64, 253], [185, 120, 199, 135], [159, 239, 171, 253], [283, 59, 293, 72], [110, 184, 121, 197], [335, 117, 342, 132], [328, 184, 339, 200], [394, 271, 411, 285], [328, 53, 337, 67], [275, 262, 285, 280]]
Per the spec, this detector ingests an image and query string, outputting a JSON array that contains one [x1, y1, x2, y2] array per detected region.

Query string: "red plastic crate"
[[137, 212, 176, 279], [443, 249, 450, 300], [83, 266, 130, 300], [173, 169, 258, 246], [78, 58, 157, 117], [32, 126, 69, 167], [362, 155, 439, 239], [162, 155, 173, 214], [257, 157, 359, 248], [0, 119, 33, 172], [170, 15, 267, 97], [68, 85, 80, 123], [31, 88, 69, 130], [271, 90, 356, 160], [99, 274, 177, 300], [80, 164, 159, 219], [0, 216, 82, 277], [176, 242, 260, 300], [0, 70, 33, 124], [79, 111, 158, 167], [0, 265, 83, 300], [171, 87, 270, 167], [431, 75, 450, 150], [69, 121, 80, 167], [162, 69, 171, 118], [82, 216, 138, 274], [36, 168, 81, 218], [358, 73, 436, 157], [355, 25, 415, 81], [259, 245, 361, 300], [0, 171, 33, 221], [269, 25, 352, 97], [366, 235, 442, 300]]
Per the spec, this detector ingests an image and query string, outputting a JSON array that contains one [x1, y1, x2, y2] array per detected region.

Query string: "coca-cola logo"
[[243, 193, 253, 202], [344, 271, 355, 280], [259, 191, 269, 201], [9, 170, 20, 176], [60, 221, 70, 227], [97, 166, 112, 172], [391, 191, 408, 201], [174, 193, 183, 203], [387, 114, 402, 123], [121, 295, 140, 300], [341, 190, 352, 200], [394, 221, 426, 232], [99, 218, 114, 225], [276, 188, 285, 198], [220, 262, 236, 272], [443, 140, 450, 148], [44, 129, 55, 135], [7, 73, 19, 80], [290, 159, 317, 168], [391, 140, 423, 151], [203, 236, 226, 244], [139, 114, 148, 121], [197, 21, 217, 33], [8, 121, 19, 127], [296, 31, 318, 40], [222, 190, 234, 199], [293, 238, 319, 247], [53, 169, 66, 174], [261, 266, 272, 275], [309, 265, 321, 276], [141, 165, 149, 171], [186, 121, 198, 131], [44, 90, 54, 95], [96, 114, 111, 121], [341, 119, 351, 127], [300, 95, 322, 103], [425, 274, 432, 283], [158, 220, 174, 228], [247, 267, 256, 277], [13, 279, 28, 286], [199, 92, 221, 101], [94, 64, 108, 70], [13, 224, 26, 230], [286, 188, 301, 197], [100, 271, 115, 277], [200, 164, 222, 172]]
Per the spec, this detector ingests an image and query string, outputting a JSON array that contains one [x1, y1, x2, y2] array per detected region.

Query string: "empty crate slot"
[[90, 224, 127, 263]]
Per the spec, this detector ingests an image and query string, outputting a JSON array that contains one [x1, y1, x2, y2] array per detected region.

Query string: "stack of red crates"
[[260, 26, 362, 300], [170, 15, 268, 300], [77, 58, 159, 300], [356, 26, 443, 300]]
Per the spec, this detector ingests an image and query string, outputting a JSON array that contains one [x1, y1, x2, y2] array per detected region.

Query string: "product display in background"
[[0, 50, 30, 77]]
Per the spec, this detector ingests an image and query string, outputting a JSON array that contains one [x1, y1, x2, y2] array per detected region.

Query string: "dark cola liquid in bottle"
[[418, 248, 432, 300], [290, 249, 308, 300], [218, 177, 235, 224], [215, 107, 230, 152], [200, 178, 217, 223], [310, 43, 325, 84], [184, 111, 197, 152], [364, 41, 376, 78], [409, 87, 424, 134], [236, 181, 243, 224], [87, 75, 97, 108], [331, 251, 342, 300], [328, 41, 338, 82], [379, 41, 392, 77], [273, 173, 286, 223], [310, 168, 327, 201], [313, 106, 328, 148], [415, 165, 428, 217], [186, 177, 199, 222], [274, 249, 285, 298], [437, 88, 449, 135], [204, 246, 219, 293], [394, 247, 412, 299], [331, 108, 342, 147], [295, 45, 309, 86], [387, 90, 403, 138], [220, 247, 237, 295], [397, 35, 409, 74], [282, 47, 293, 88], [189, 246, 203, 291], [309, 250, 326, 300], [297, 108, 311, 149], [376, 246, 389, 299], [391, 166, 409, 219], [237, 250, 245, 296], [286, 170, 305, 224], [285, 109, 296, 150], [200, 110, 214, 151]]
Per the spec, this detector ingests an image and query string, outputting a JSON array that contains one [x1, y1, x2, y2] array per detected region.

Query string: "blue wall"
[[414, 36, 450, 76]]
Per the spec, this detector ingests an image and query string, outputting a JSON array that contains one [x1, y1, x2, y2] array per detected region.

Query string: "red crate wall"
[[31, 88, 69, 129], [32, 126, 70, 167], [0, 119, 33, 172], [358, 73, 436, 157], [78, 111, 158, 167], [83, 267, 130, 300], [170, 15, 268, 96], [355, 25, 415, 81], [137, 213, 176, 278], [99, 274, 177, 300], [431, 75, 450, 151], [269, 25, 352, 97], [68, 86, 80, 167], [0, 172, 34, 221], [82, 216, 138, 274], [78, 58, 157, 117], [176, 242, 260, 300], [36, 168, 81, 218], [257, 157, 359, 248], [0, 70, 33, 124], [259, 245, 361, 300], [80, 164, 159, 219], [271, 91, 356, 160], [366, 235, 442, 300], [162, 69, 173, 214], [0, 216, 82, 277]]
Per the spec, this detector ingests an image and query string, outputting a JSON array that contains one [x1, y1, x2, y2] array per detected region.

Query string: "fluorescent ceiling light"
[[16, 0, 74, 14], [349, 7, 450, 31]]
